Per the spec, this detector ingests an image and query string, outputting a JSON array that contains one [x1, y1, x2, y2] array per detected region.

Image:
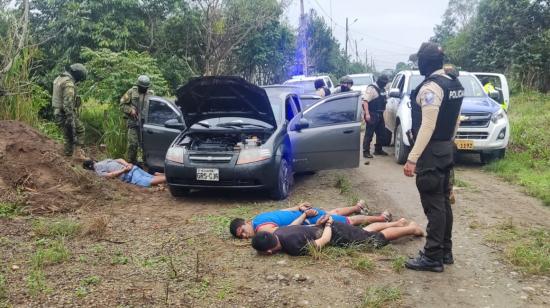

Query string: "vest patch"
[[449, 90, 464, 99]]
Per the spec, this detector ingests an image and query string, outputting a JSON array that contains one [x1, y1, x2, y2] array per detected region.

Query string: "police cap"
[[416, 42, 444, 60]]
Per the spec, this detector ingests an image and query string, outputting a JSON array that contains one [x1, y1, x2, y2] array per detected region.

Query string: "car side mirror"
[[164, 119, 185, 130], [489, 91, 501, 102], [293, 118, 310, 131], [388, 89, 401, 98]]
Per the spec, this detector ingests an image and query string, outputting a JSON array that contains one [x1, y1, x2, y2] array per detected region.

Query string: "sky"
[[284, 0, 449, 71]]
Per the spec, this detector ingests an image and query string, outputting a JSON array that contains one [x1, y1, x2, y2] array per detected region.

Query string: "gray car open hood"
[[175, 76, 276, 128]]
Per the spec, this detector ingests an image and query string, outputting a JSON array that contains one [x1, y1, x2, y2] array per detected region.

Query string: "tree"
[[1, 0, 29, 79], [432, 0, 479, 43]]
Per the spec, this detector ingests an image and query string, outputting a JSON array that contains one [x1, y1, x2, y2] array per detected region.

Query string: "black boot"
[[363, 151, 373, 159], [373, 149, 389, 156], [443, 251, 454, 265], [405, 251, 444, 272]]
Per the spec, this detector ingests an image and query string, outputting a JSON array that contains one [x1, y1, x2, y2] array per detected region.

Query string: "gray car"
[[142, 76, 363, 199]]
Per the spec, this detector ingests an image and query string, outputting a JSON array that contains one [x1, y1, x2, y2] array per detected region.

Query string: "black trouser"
[[363, 111, 385, 153], [330, 222, 389, 248], [415, 141, 454, 261]]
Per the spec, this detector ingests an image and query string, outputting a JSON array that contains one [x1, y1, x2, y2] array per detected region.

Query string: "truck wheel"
[[270, 158, 292, 200], [394, 124, 410, 165], [169, 185, 190, 197]]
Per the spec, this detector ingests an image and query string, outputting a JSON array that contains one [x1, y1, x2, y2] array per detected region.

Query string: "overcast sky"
[[284, 0, 449, 71]]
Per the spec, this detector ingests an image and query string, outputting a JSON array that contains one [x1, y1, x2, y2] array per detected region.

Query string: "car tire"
[[480, 149, 505, 164], [270, 158, 292, 200], [168, 185, 190, 197], [394, 123, 410, 165]]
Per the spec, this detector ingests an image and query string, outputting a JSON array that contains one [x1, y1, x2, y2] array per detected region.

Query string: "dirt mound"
[[0, 121, 113, 214]]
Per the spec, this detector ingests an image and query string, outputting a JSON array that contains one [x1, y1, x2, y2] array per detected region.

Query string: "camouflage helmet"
[[69, 63, 87, 82], [137, 75, 151, 88]]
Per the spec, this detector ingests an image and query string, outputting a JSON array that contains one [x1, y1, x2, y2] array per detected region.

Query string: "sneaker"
[[443, 252, 454, 265], [405, 251, 444, 272], [363, 152, 373, 158], [373, 149, 389, 156]]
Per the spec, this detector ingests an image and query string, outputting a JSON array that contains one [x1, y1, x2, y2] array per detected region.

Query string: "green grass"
[[26, 269, 49, 296], [192, 204, 260, 237], [335, 175, 352, 195], [32, 219, 81, 238], [362, 285, 401, 308], [31, 239, 70, 268], [353, 257, 374, 273], [486, 220, 550, 274], [111, 250, 129, 265], [391, 256, 406, 273], [80, 101, 127, 158], [0, 202, 22, 218], [80, 276, 101, 286], [485, 91, 550, 206], [0, 273, 6, 301]]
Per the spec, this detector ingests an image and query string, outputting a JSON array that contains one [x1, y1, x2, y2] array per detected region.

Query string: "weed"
[[81, 276, 101, 286], [111, 250, 129, 265], [216, 281, 234, 300], [486, 221, 550, 274], [335, 175, 352, 195], [83, 216, 109, 239], [362, 285, 401, 308], [33, 219, 81, 238], [391, 256, 406, 273], [454, 178, 470, 188], [190, 278, 210, 299], [90, 244, 105, 254], [26, 269, 49, 296], [0, 202, 22, 218], [75, 286, 88, 298], [0, 273, 6, 301], [31, 239, 70, 268], [140, 256, 167, 268], [307, 244, 360, 261], [353, 257, 374, 273]]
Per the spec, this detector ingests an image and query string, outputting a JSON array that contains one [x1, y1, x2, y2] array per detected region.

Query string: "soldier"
[[52, 63, 88, 159], [334, 76, 354, 93], [120, 75, 154, 165], [362, 75, 390, 158], [403, 42, 464, 272]]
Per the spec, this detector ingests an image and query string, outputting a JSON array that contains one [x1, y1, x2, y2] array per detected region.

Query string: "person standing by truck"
[[362, 75, 390, 158], [120, 75, 154, 165], [403, 42, 464, 273]]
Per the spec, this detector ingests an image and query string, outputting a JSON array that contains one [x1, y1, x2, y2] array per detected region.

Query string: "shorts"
[[330, 222, 389, 248], [121, 166, 153, 187], [305, 208, 351, 225]]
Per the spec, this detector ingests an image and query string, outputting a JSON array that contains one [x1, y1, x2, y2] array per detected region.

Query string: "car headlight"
[[491, 109, 505, 123], [166, 146, 185, 164], [237, 148, 272, 165]]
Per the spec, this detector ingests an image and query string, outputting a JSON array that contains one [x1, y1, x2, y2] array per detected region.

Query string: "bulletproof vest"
[[51, 73, 75, 109], [367, 84, 387, 112], [411, 74, 464, 141], [130, 86, 153, 114]]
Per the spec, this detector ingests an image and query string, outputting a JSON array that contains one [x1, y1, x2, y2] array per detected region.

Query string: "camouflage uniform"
[[120, 86, 154, 164], [52, 72, 85, 156]]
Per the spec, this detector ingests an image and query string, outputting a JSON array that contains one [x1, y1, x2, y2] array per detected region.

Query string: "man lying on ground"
[[251, 215, 424, 256], [83, 158, 166, 187], [229, 201, 392, 239]]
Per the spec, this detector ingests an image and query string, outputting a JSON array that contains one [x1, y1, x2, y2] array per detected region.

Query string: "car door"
[[474, 73, 510, 109], [142, 99, 184, 170], [385, 74, 403, 133], [289, 92, 362, 172]]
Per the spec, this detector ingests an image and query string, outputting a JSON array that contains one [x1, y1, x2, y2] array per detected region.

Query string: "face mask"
[[376, 81, 387, 89], [138, 86, 148, 94]]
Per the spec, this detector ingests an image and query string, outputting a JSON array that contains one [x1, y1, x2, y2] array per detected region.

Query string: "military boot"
[[405, 251, 444, 272]]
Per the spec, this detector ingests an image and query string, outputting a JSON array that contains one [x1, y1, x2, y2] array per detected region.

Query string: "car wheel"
[[394, 124, 410, 165], [270, 158, 292, 200], [480, 149, 505, 164], [168, 185, 190, 197]]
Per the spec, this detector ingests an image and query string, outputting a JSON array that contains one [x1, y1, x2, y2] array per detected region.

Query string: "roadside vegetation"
[[485, 91, 550, 206]]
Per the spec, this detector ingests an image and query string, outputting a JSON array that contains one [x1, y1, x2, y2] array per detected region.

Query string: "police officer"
[[334, 76, 354, 93], [120, 75, 154, 165], [403, 42, 464, 272], [362, 75, 390, 158], [52, 63, 88, 159]]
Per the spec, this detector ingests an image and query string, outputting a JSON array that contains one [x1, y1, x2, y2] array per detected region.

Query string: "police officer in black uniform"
[[362, 75, 390, 158], [403, 42, 464, 272]]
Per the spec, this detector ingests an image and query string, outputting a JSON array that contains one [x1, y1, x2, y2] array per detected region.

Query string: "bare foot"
[[409, 222, 426, 237], [397, 218, 408, 227], [356, 200, 368, 214], [381, 210, 393, 222]]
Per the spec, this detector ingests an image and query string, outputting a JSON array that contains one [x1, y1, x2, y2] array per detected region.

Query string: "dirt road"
[[343, 151, 550, 307], [2, 122, 549, 307]]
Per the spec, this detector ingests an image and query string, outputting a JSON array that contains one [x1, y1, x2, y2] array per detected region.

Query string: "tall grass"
[[80, 100, 127, 158], [485, 91, 550, 205]]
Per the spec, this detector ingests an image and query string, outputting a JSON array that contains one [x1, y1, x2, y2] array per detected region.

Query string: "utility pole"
[[345, 17, 349, 62], [299, 0, 308, 75], [355, 40, 359, 62], [365, 48, 368, 69]]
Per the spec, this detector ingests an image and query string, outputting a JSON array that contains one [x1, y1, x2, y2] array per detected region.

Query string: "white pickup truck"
[[384, 70, 510, 164]]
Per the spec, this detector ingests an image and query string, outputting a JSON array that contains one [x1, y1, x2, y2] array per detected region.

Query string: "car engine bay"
[[178, 131, 271, 152]]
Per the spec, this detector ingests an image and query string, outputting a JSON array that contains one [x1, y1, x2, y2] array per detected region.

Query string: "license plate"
[[455, 139, 474, 150], [196, 168, 219, 181]]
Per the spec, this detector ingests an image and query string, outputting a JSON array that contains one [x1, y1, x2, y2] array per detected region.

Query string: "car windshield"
[[408, 74, 486, 97], [351, 76, 374, 85], [283, 80, 316, 92], [265, 92, 284, 125]]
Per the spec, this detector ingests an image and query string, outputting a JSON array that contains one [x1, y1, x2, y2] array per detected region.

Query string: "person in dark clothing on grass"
[[251, 215, 424, 256]]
